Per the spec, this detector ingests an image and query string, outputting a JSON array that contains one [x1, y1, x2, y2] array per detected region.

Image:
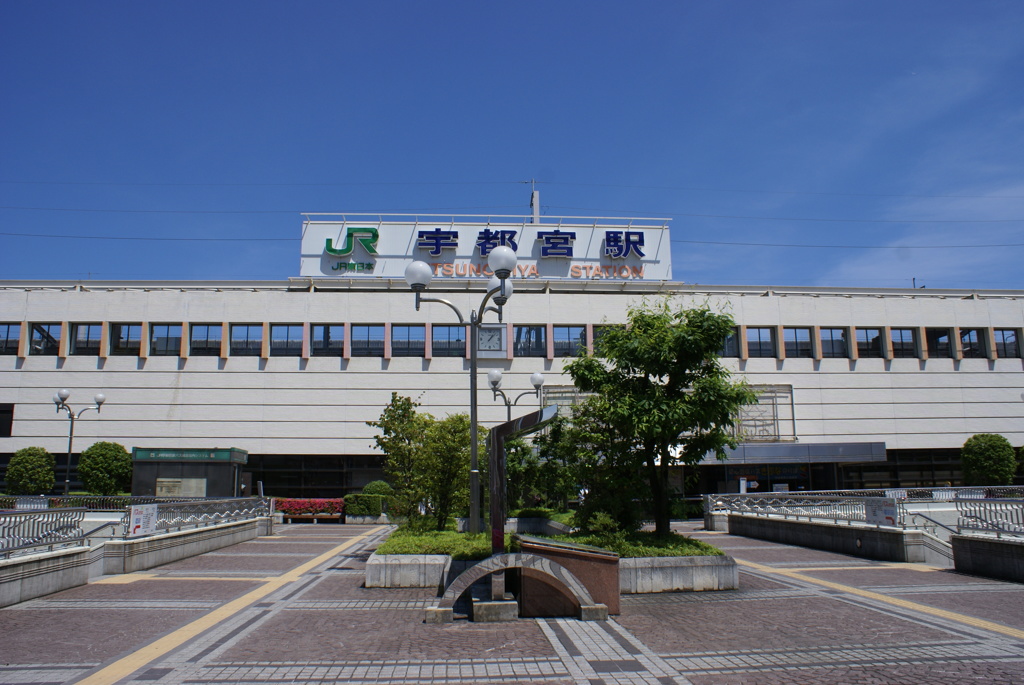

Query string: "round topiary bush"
[[362, 480, 394, 497], [5, 446, 56, 495], [78, 441, 132, 496], [961, 433, 1016, 486]]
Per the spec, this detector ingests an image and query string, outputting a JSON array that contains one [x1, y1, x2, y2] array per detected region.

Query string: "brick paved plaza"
[[2, 522, 1023, 684]]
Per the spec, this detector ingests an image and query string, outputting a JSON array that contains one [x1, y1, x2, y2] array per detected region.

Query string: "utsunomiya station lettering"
[[300, 214, 673, 281]]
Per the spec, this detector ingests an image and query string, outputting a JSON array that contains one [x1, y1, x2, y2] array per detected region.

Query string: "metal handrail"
[[956, 499, 1024, 539], [0, 508, 87, 559], [124, 497, 273, 537], [705, 489, 1024, 540]]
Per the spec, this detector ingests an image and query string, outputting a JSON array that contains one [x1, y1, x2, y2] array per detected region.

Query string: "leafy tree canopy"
[[565, 299, 756, 535], [961, 433, 1016, 486], [367, 393, 483, 530], [78, 441, 132, 496], [6, 446, 56, 495]]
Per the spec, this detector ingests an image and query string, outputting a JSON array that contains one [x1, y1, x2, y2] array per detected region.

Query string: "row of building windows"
[[1, 322, 1020, 361], [721, 326, 1020, 360], [0, 322, 590, 359]]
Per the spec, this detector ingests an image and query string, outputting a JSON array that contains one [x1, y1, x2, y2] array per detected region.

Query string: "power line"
[[3, 230, 1022, 251], [0, 205, 525, 215], [0, 231, 294, 242], [548, 206, 1024, 224], [670, 238, 1024, 249], [4, 203, 1024, 224], [2, 178, 1020, 199]]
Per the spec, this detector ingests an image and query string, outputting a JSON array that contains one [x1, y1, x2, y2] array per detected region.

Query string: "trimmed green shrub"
[[78, 441, 132, 496], [962, 433, 1016, 486], [362, 480, 394, 497], [6, 447, 56, 495], [345, 493, 384, 517]]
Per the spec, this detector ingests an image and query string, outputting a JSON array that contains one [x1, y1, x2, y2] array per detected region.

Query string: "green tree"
[[420, 413, 476, 531], [533, 397, 648, 532], [5, 447, 56, 495], [505, 436, 540, 511], [566, 299, 756, 536], [961, 433, 1016, 486], [530, 415, 583, 511], [367, 393, 431, 519], [78, 441, 132, 495]]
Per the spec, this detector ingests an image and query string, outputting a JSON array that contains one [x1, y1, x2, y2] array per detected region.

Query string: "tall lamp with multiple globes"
[[404, 245, 517, 534], [53, 388, 106, 496], [487, 369, 544, 422]]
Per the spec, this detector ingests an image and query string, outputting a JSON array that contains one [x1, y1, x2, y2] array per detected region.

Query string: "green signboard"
[[132, 448, 248, 465]]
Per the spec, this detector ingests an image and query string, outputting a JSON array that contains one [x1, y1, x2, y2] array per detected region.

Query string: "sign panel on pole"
[[128, 504, 159, 538], [865, 498, 899, 527]]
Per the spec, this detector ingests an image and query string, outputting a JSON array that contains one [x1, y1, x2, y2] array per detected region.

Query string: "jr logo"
[[325, 227, 379, 256]]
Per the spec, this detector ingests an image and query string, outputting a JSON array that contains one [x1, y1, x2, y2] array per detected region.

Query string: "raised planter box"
[[366, 551, 736, 594], [282, 514, 342, 524], [620, 555, 737, 593], [365, 552, 472, 589], [345, 514, 390, 525]]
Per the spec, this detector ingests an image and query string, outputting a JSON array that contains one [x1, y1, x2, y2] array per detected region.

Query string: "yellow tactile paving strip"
[[75, 526, 386, 685], [737, 558, 1024, 641]]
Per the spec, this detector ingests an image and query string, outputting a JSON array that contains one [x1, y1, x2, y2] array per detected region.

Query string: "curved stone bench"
[[425, 553, 608, 623]]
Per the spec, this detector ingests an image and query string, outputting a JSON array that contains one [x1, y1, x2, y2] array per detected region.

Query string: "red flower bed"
[[274, 498, 344, 515]]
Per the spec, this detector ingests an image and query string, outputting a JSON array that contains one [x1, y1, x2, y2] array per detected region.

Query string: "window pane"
[[231, 325, 263, 356], [0, 402, 12, 437], [110, 324, 142, 356], [351, 325, 385, 357], [431, 325, 466, 357], [513, 325, 546, 357], [270, 324, 303, 357], [0, 324, 20, 355], [959, 329, 983, 358], [746, 327, 775, 358], [891, 328, 917, 358], [925, 328, 950, 358], [856, 328, 882, 358], [783, 328, 812, 358], [190, 324, 222, 357], [30, 323, 61, 356], [150, 324, 182, 356], [71, 324, 102, 355], [820, 328, 848, 358], [719, 328, 739, 357], [553, 326, 586, 357], [391, 325, 425, 357], [311, 324, 345, 357], [995, 329, 1019, 358]]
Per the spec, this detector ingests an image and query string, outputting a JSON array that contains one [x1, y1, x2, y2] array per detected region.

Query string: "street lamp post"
[[53, 388, 106, 496], [487, 369, 545, 422], [404, 246, 517, 535]]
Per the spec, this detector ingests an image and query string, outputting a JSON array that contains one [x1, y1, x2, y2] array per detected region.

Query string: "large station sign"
[[299, 215, 672, 281]]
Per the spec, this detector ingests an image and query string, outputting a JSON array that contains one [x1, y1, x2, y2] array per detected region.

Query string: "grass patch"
[[376, 524, 723, 560], [552, 531, 724, 558], [375, 528, 493, 560], [508, 508, 575, 526]]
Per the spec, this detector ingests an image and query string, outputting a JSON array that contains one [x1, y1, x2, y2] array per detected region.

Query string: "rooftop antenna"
[[529, 178, 540, 223]]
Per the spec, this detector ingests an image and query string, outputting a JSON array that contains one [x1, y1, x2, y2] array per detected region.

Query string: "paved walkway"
[[2, 522, 1024, 684]]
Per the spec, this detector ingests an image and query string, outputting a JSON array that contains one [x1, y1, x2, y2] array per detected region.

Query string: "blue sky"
[[2, 1, 1022, 288]]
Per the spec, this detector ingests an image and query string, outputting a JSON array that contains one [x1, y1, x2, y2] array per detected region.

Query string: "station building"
[[1, 213, 1022, 497]]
